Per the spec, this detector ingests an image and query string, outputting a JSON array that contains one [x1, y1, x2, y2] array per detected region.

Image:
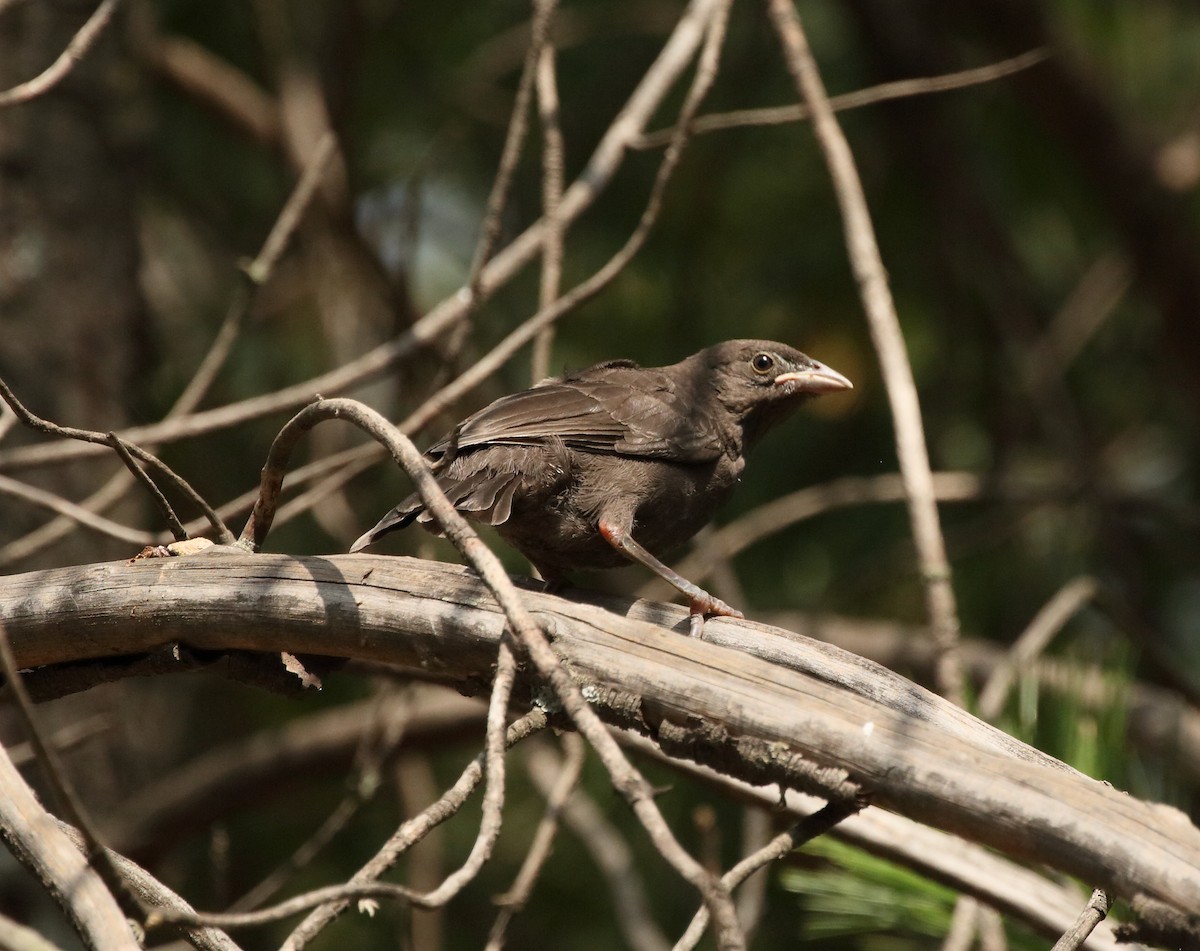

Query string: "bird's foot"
[[687, 594, 744, 638]]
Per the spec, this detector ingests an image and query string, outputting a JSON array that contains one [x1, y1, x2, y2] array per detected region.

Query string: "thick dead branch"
[[2, 552, 1199, 926]]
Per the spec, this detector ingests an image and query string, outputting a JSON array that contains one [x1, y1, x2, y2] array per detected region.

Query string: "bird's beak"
[[774, 359, 853, 394]]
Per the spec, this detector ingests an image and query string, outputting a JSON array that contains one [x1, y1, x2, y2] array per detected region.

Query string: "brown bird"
[[352, 340, 852, 635]]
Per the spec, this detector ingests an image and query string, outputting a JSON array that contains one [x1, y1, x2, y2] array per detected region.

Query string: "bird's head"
[[702, 340, 853, 446]]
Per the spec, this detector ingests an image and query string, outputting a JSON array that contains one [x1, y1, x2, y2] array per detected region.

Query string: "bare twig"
[[524, 740, 670, 951], [466, 0, 558, 306], [105, 432, 187, 541], [0, 376, 233, 543], [634, 49, 1047, 148], [0, 0, 121, 108], [673, 800, 859, 951], [1052, 890, 1110, 951], [150, 711, 548, 932], [765, 0, 965, 706], [530, 13, 566, 384], [486, 733, 586, 949], [978, 576, 1099, 721], [226, 689, 416, 912], [0, 474, 155, 546]]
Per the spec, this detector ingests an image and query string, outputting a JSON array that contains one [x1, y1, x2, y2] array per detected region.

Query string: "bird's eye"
[[751, 352, 775, 374]]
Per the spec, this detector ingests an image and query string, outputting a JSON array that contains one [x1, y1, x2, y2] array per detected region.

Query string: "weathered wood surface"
[[3, 551, 1199, 916]]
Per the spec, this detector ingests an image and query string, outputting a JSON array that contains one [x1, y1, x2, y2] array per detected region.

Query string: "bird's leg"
[[597, 514, 744, 637]]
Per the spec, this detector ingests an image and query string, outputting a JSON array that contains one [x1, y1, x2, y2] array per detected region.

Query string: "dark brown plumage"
[[352, 340, 852, 634]]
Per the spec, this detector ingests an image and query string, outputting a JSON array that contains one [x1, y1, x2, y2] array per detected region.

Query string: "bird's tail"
[[349, 499, 422, 552]]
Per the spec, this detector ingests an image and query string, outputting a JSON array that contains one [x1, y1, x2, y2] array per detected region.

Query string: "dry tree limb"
[[0, 0, 121, 108], [4, 553, 1200, 933], [620, 731, 1127, 951], [0, 620, 144, 925], [633, 49, 1046, 148], [0, 662, 140, 949], [977, 575, 1098, 720], [765, 0, 965, 705]]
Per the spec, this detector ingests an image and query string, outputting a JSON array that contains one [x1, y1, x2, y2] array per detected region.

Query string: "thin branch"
[[673, 801, 859, 951], [942, 896, 982, 951], [486, 733, 586, 949], [1052, 890, 1110, 951], [530, 12, 566, 384], [0, 474, 155, 546], [225, 688, 417, 912], [466, 0, 558, 305], [149, 711, 548, 932], [634, 49, 1047, 148], [0, 0, 121, 108], [0, 376, 233, 543], [977, 576, 1098, 721], [105, 432, 187, 541], [765, 0, 965, 706], [523, 739, 669, 951]]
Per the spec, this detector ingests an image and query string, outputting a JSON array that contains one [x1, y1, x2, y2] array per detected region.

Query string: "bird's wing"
[[433, 371, 724, 462]]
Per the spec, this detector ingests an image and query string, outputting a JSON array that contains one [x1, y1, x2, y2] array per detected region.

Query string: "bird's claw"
[[687, 595, 744, 637]]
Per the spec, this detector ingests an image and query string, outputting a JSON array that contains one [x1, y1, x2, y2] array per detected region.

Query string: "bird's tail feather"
[[349, 500, 422, 552], [350, 471, 523, 552]]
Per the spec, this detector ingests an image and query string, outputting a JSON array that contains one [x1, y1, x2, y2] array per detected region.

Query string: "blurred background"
[[2, 0, 1199, 947]]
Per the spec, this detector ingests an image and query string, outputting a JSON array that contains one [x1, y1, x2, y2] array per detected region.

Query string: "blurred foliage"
[[4, 0, 1200, 947]]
